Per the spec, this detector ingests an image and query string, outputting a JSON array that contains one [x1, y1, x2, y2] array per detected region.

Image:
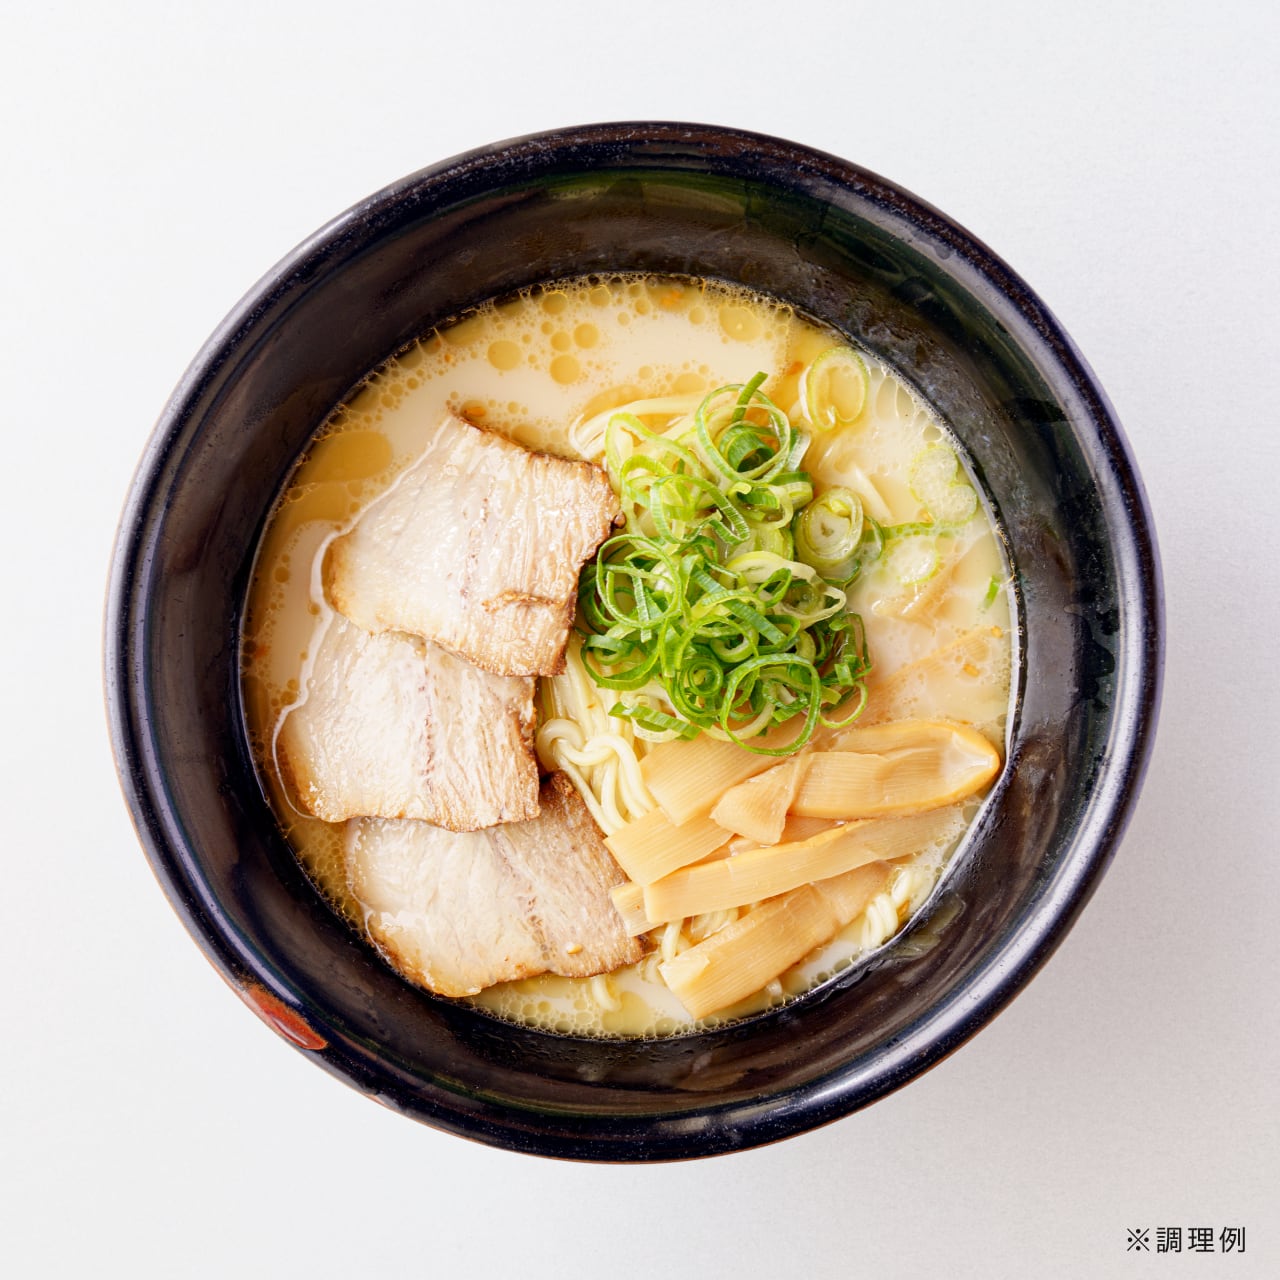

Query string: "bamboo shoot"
[[659, 886, 839, 1019], [864, 625, 1007, 726], [659, 861, 894, 1018], [710, 756, 809, 845], [604, 807, 729, 885], [644, 807, 958, 923], [729, 814, 833, 854], [608, 882, 651, 937], [793, 720, 1000, 818], [641, 721, 803, 824]]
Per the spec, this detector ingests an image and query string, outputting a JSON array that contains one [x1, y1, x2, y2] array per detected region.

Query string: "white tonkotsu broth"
[[242, 275, 1014, 1038]]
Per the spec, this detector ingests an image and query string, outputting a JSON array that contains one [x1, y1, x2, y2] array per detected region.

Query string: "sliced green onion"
[[694, 377, 799, 487], [731, 522, 794, 559], [909, 443, 978, 525], [795, 487, 864, 582], [726, 550, 817, 586], [883, 534, 941, 586], [858, 515, 885, 568], [769, 471, 815, 511], [612, 701, 700, 740], [802, 346, 868, 432], [721, 656, 822, 754], [577, 375, 872, 755]]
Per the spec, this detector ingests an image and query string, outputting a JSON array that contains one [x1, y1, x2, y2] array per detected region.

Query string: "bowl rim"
[[105, 120, 1164, 1160]]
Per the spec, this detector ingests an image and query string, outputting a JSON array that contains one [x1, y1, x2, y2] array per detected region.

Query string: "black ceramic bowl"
[[106, 122, 1162, 1161]]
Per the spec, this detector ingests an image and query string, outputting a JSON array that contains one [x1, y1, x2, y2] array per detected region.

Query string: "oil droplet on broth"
[[439, 314, 487, 346], [550, 354, 581, 384], [305, 430, 393, 481], [487, 340, 521, 371], [284, 482, 357, 526], [719, 303, 763, 342]]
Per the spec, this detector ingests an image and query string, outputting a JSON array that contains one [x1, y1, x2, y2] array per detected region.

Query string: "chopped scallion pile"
[[578, 375, 874, 755]]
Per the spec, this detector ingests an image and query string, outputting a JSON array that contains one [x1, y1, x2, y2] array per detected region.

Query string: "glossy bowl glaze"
[[106, 122, 1162, 1160]]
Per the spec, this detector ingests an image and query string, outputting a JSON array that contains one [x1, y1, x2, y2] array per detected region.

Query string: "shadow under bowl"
[[105, 121, 1162, 1161]]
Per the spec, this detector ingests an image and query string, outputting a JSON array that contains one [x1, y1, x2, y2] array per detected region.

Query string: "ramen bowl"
[[105, 122, 1162, 1160]]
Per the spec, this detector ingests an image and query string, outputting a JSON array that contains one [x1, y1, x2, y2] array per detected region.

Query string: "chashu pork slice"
[[325, 412, 619, 677], [346, 773, 646, 998], [276, 610, 538, 830]]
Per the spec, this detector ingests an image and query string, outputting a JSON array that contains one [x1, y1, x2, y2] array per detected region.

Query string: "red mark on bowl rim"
[[234, 980, 328, 1050]]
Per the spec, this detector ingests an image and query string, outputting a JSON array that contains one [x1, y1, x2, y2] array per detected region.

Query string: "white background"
[[4, 2, 1277, 1276]]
